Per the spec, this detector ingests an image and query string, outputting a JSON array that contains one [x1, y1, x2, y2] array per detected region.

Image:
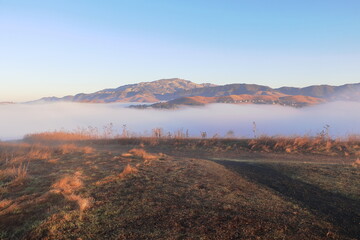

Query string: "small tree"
[[318, 124, 331, 140], [225, 130, 235, 138], [200, 131, 207, 139]]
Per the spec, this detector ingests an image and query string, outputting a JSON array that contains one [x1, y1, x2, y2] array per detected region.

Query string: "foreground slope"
[[0, 137, 359, 239]]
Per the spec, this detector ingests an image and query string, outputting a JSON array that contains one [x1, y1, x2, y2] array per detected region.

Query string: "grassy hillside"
[[0, 135, 359, 239]]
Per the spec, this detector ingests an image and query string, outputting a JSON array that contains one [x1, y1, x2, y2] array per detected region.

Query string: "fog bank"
[[0, 102, 359, 140]]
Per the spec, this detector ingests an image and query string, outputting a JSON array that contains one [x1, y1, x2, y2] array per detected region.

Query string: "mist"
[[0, 101, 359, 141]]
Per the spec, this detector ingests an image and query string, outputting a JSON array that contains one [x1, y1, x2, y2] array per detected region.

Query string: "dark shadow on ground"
[[215, 160, 360, 239]]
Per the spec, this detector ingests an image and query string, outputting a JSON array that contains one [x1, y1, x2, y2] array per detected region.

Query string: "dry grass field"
[[0, 133, 359, 239]]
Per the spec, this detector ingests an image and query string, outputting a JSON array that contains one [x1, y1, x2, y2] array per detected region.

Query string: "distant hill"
[[137, 94, 325, 109], [35, 78, 360, 107], [275, 83, 360, 101], [0, 102, 15, 105]]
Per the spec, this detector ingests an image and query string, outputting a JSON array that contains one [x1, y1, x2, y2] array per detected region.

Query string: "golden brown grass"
[[23, 124, 116, 142], [11, 163, 28, 185], [0, 140, 99, 239], [57, 144, 94, 154], [0, 199, 12, 209], [95, 164, 139, 186], [0, 163, 29, 186], [0, 201, 20, 216], [123, 148, 159, 161], [66, 194, 93, 213], [28, 145, 53, 159], [57, 144, 79, 154], [118, 164, 138, 179], [0, 142, 54, 163], [248, 135, 360, 156], [352, 158, 360, 167], [51, 174, 93, 218], [0, 141, 96, 194], [51, 175, 84, 195], [0, 141, 93, 166], [0, 167, 18, 180], [24, 131, 97, 142], [128, 148, 148, 158]]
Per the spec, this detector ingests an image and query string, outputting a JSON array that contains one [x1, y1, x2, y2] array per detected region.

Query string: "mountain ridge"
[[35, 78, 360, 107]]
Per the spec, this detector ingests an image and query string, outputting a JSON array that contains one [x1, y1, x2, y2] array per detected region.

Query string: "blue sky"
[[1, 0, 360, 101]]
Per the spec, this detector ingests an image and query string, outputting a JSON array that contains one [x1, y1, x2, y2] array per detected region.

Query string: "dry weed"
[[12, 163, 28, 185], [28, 146, 52, 160], [0, 163, 28, 186]]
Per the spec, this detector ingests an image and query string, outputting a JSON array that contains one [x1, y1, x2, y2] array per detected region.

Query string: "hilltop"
[[0, 134, 359, 239]]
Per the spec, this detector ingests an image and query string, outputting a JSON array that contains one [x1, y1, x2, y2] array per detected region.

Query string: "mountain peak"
[[150, 78, 189, 83], [139, 78, 215, 88]]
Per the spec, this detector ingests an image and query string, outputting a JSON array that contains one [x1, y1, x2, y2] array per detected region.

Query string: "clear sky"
[[1, 0, 360, 102]]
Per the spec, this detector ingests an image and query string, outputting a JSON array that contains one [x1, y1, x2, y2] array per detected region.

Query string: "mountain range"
[[38, 78, 360, 108]]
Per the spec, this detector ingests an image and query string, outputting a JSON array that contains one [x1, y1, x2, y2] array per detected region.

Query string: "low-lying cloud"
[[0, 101, 359, 140]]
